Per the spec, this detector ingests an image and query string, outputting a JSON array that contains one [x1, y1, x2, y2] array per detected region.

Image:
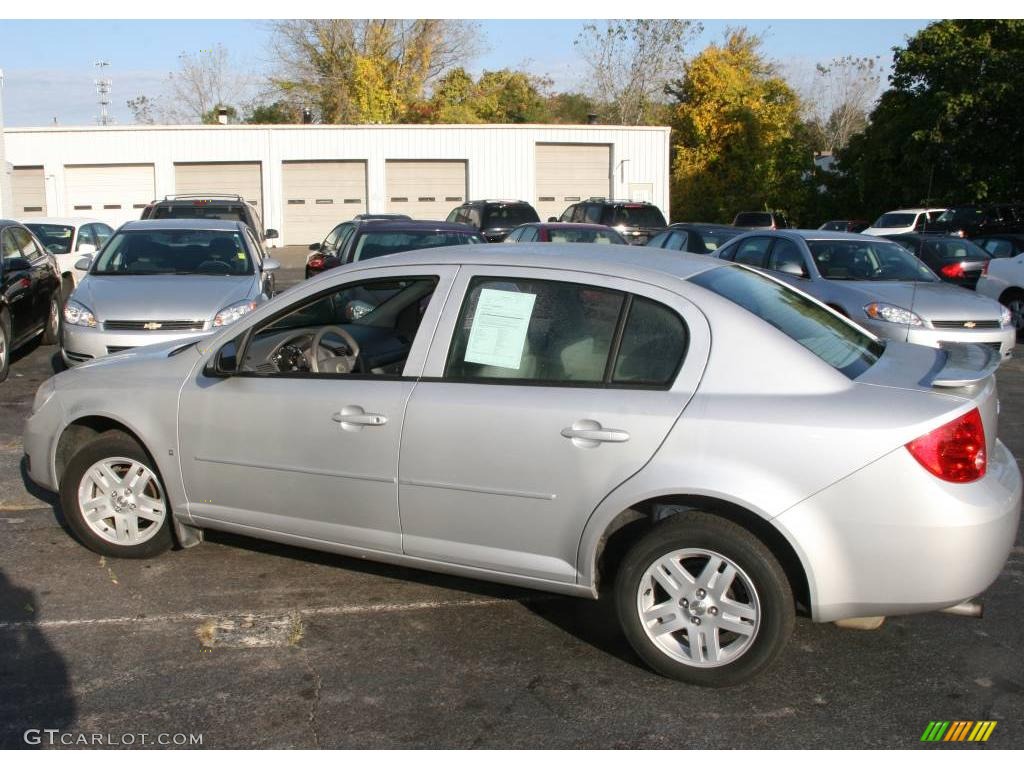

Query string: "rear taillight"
[[982, 260, 990, 275], [308, 257, 324, 269], [906, 407, 986, 483], [940, 262, 966, 279]]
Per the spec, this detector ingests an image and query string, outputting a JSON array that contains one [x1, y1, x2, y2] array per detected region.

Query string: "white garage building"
[[2, 124, 671, 245]]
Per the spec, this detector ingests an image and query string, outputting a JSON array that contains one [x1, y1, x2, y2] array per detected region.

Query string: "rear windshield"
[[482, 205, 538, 229], [733, 212, 773, 227], [690, 265, 884, 379], [807, 240, 938, 282], [351, 230, 481, 262], [547, 227, 625, 244], [25, 224, 74, 254], [152, 203, 248, 222], [602, 205, 667, 228], [923, 239, 990, 262], [936, 207, 984, 224], [91, 230, 253, 275], [871, 213, 916, 228]]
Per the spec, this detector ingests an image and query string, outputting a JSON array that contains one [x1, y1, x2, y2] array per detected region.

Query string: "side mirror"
[[262, 257, 281, 273], [309, 242, 321, 251], [74, 257, 94, 271], [77, 243, 97, 256], [547, 217, 558, 223], [265, 229, 279, 240], [208, 338, 240, 377]]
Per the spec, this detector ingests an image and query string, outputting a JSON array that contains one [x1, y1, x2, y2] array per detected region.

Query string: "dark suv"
[[732, 211, 790, 230], [447, 200, 540, 242], [306, 219, 482, 278], [141, 194, 279, 245], [923, 204, 1022, 239], [556, 198, 667, 245]]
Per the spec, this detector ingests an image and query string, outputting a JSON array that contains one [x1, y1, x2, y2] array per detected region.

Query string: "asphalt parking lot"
[[1, 248, 1022, 749]]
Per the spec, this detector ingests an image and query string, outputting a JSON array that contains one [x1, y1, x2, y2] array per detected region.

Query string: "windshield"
[[91, 230, 254, 275], [936, 207, 984, 224], [351, 230, 481, 261], [871, 213, 916, 228], [604, 205, 667, 228], [548, 227, 625, 244], [152, 203, 247, 222], [482, 205, 538, 229], [25, 224, 75, 254], [807, 240, 938, 282], [690, 265, 884, 379]]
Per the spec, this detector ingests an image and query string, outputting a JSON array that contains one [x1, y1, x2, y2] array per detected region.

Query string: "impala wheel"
[[615, 513, 794, 687], [42, 292, 61, 344], [60, 433, 172, 558]]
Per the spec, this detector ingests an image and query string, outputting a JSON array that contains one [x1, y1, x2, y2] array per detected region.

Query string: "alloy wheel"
[[76, 457, 167, 545], [636, 547, 761, 668]]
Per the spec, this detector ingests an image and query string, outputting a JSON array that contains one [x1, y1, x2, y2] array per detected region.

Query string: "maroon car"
[[503, 222, 627, 244]]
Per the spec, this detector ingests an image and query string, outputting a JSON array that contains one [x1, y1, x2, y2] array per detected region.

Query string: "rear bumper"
[[775, 439, 1021, 622]]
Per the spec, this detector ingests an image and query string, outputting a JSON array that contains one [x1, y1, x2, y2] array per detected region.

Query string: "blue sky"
[[0, 19, 930, 126]]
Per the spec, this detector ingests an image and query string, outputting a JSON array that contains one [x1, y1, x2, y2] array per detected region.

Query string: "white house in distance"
[[2, 123, 671, 246]]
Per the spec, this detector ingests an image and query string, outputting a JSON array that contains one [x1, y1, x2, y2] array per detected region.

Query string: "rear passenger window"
[[446, 278, 624, 384], [445, 278, 688, 388], [613, 297, 687, 386], [734, 237, 772, 267]]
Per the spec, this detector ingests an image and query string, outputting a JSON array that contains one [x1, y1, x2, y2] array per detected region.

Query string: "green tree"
[[244, 100, 301, 124], [833, 19, 1024, 213], [667, 29, 815, 223]]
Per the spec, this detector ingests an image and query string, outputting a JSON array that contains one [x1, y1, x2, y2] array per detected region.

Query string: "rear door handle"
[[561, 419, 630, 447], [332, 406, 388, 431]]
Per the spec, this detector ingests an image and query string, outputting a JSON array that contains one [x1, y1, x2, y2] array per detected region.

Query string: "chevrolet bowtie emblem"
[[963, 321, 976, 328], [143, 322, 163, 330]]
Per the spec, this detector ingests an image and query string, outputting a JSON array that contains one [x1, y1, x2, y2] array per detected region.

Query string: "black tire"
[[41, 290, 61, 345], [615, 512, 794, 687], [0, 309, 11, 384], [999, 289, 1024, 337], [59, 432, 173, 559]]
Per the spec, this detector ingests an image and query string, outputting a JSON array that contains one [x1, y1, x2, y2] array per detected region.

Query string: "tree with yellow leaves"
[[667, 29, 814, 224]]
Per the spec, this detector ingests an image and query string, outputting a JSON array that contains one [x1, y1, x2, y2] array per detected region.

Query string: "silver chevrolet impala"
[[24, 245, 1021, 686], [61, 219, 280, 366]]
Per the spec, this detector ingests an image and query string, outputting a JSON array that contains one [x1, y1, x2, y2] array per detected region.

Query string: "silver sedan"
[[24, 245, 1021, 686], [715, 230, 1016, 358], [61, 218, 279, 366]]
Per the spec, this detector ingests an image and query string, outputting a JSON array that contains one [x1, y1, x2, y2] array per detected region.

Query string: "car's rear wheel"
[[42, 291, 61, 345], [0, 309, 11, 383], [60, 433, 173, 558], [615, 513, 794, 687]]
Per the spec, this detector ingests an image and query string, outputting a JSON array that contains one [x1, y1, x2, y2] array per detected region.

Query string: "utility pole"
[[95, 60, 113, 126]]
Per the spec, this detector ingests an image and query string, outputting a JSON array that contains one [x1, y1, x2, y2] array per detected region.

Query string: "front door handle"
[[561, 419, 630, 448], [332, 405, 388, 431]]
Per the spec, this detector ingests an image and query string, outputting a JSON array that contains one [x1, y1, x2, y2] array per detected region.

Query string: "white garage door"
[[12, 166, 47, 216], [385, 160, 466, 221], [175, 162, 262, 215], [64, 164, 156, 227], [282, 161, 367, 245], [535, 144, 611, 222]]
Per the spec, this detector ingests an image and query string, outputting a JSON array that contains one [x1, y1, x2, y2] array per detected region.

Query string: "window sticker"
[[464, 288, 537, 369]]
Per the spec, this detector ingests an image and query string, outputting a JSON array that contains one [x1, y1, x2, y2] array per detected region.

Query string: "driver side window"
[[239, 276, 439, 378]]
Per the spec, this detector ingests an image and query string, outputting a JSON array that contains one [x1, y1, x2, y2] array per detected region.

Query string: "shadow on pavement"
[[0, 569, 77, 749]]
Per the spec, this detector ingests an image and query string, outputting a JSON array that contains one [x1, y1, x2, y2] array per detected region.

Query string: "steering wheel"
[[310, 325, 361, 374]]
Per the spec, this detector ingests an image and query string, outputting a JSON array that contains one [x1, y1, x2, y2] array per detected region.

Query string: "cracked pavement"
[[1, 252, 1022, 748]]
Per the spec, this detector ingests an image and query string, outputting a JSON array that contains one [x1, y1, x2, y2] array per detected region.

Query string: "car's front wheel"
[[60, 432, 173, 558], [42, 291, 61, 345], [615, 513, 794, 687]]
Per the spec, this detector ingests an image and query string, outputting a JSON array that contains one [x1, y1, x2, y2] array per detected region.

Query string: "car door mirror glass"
[[309, 242, 321, 251], [213, 339, 240, 375], [263, 257, 281, 273], [74, 257, 94, 271], [265, 229, 279, 240]]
